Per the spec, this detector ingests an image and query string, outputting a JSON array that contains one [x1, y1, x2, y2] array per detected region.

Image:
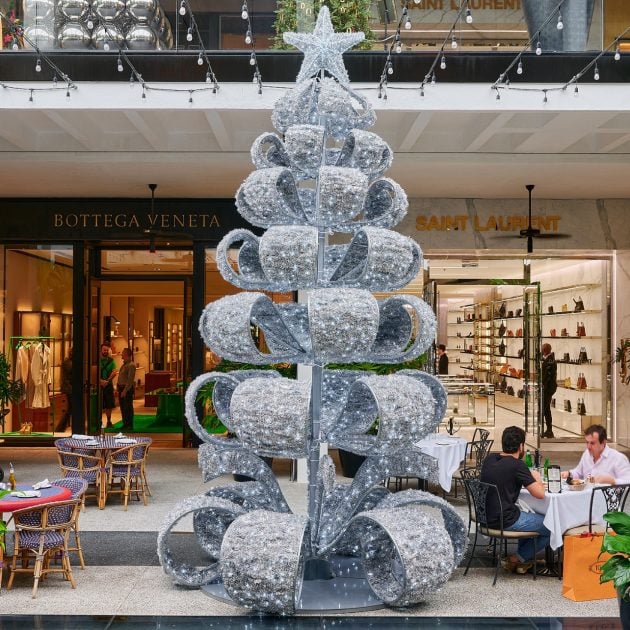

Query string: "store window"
[[2, 245, 74, 436]]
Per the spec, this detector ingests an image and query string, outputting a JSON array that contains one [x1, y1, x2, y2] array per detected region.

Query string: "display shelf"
[[541, 283, 600, 295], [556, 385, 602, 393], [541, 335, 600, 340], [541, 310, 601, 317], [556, 360, 602, 366]]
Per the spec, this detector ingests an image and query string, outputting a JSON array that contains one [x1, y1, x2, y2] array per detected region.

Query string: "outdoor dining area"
[[0, 435, 152, 598]]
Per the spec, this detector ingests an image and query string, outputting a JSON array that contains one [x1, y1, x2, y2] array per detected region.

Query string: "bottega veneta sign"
[[416, 213, 561, 232], [52, 212, 221, 230]]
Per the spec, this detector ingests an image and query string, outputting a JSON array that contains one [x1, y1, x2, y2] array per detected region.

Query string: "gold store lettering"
[[453, 0, 521, 9], [54, 213, 220, 230], [415, 214, 561, 232]]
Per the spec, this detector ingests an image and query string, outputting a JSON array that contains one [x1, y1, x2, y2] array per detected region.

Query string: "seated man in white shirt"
[[562, 424, 630, 485]]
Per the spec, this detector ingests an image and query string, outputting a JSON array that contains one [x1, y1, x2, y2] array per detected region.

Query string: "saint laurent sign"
[[416, 214, 561, 232]]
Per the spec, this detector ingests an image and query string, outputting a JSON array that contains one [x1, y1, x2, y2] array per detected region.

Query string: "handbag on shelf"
[[578, 347, 589, 364], [517, 388, 525, 398], [498, 301, 507, 318], [563, 377, 572, 388], [548, 305, 554, 314], [573, 296, 585, 313], [564, 399, 572, 413], [551, 397, 556, 408], [509, 367, 518, 377], [561, 328, 568, 337], [500, 377, 508, 393], [507, 310, 514, 318], [507, 330, 514, 337], [563, 352, 570, 363], [561, 304, 568, 312], [550, 328, 557, 337], [498, 322, 507, 337], [577, 372, 588, 389], [516, 328, 523, 337], [518, 348, 524, 358], [500, 364, 509, 375], [577, 322, 586, 337], [499, 340, 506, 356], [562, 533, 615, 602], [456, 316, 462, 324], [515, 308, 522, 317], [517, 368, 524, 378], [577, 398, 587, 415], [506, 386, 515, 396]]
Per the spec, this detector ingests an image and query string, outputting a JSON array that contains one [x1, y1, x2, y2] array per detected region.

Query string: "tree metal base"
[[201, 555, 385, 614]]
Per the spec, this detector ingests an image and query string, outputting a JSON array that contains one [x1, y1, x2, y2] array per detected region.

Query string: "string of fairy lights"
[[0, 4, 627, 105]]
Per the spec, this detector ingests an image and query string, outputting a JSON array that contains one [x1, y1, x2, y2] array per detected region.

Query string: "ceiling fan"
[[493, 184, 571, 253]]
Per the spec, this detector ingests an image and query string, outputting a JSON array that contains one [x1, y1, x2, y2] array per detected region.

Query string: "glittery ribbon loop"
[[327, 374, 440, 455], [221, 511, 309, 615], [216, 226, 420, 292], [229, 377, 311, 458], [316, 450, 439, 552], [157, 495, 245, 587], [335, 129, 393, 179], [360, 177, 408, 231], [184, 370, 281, 445], [398, 370, 448, 429], [376, 490, 468, 567], [250, 132, 291, 171], [200, 291, 434, 365], [198, 443, 291, 514], [284, 124, 326, 175], [348, 507, 455, 606], [271, 78, 376, 140], [195, 482, 291, 558]]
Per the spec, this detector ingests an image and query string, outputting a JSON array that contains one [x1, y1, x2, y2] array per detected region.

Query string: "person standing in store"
[[541, 343, 557, 438], [437, 344, 449, 375], [100, 342, 117, 429], [117, 348, 136, 431], [55, 348, 73, 433]]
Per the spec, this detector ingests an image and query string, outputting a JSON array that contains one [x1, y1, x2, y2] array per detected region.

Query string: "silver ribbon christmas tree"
[[158, 7, 466, 614]]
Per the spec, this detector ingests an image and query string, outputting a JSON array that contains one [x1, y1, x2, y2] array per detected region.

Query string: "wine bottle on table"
[[8, 463, 16, 491], [524, 450, 533, 469]]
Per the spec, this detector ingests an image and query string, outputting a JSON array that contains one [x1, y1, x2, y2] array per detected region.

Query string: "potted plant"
[[0, 352, 25, 432], [600, 511, 630, 626]]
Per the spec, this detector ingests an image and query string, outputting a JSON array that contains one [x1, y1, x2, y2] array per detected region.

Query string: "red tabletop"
[[0, 484, 72, 513]]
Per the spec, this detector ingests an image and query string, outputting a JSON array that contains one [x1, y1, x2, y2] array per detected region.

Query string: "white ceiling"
[[0, 82, 628, 200]]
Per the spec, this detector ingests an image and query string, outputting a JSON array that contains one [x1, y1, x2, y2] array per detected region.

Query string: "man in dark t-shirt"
[[437, 344, 449, 375], [480, 426, 550, 573]]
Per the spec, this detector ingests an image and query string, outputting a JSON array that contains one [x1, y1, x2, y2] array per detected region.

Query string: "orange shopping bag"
[[562, 533, 616, 601]]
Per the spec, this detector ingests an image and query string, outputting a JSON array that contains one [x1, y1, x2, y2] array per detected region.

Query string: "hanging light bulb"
[[117, 55, 123, 72], [517, 60, 523, 75], [431, 71, 436, 85], [66, 86, 71, 99], [35, 57, 41, 72], [387, 61, 393, 75], [103, 41, 110, 51], [87, 17, 94, 29], [53, 74, 58, 86], [245, 29, 252, 45], [404, 17, 411, 30], [614, 46, 621, 61], [249, 52, 256, 66], [542, 91, 548, 104], [241, 2, 248, 19], [206, 71, 212, 83], [29, 90, 33, 103], [179, 0, 186, 16], [495, 90, 500, 101], [573, 84, 579, 96], [186, 27, 193, 42], [440, 55, 446, 70], [197, 52, 203, 65], [451, 34, 458, 49], [594, 64, 600, 80], [189, 92, 193, 104], [557, 11, 563, 30], [142, 86, 146, 99], [465, 8, 472, 24], [413, 0, 421, 4], [420, 85, 425, 97], [395, 34, 401, 53], [535, 40, 542, 55]]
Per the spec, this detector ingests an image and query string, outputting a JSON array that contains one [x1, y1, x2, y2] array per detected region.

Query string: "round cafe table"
[[415, 434, 468, 492], [0, 483, 72, 589]]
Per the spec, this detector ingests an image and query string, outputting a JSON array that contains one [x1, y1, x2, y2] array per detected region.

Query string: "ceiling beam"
[[124, 111, 163, 150], [43, 111, 92, 149], [398, 112, 432, 152], [204, 111, 232, 151]]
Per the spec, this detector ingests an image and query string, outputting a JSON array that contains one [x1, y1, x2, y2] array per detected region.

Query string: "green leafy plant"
[[0, 352, 25, 431], [600, 511, 630, 599], [0, 489, 10, 550]]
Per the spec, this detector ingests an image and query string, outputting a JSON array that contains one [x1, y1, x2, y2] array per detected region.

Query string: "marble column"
[[614, 251, 630, 448]]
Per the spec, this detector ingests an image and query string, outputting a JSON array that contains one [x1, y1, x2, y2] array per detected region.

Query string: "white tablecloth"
[[519, 484, 608, 550], [415, 435, 468, 491]]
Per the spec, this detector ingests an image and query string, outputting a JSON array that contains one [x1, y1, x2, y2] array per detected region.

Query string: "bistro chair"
[[563, 483, 630, 536], [472, 428, 490, 444], [463, 478, 539, 586], [106, 439, 152, 510], [450, 437, 494, 497], [49, 477, 88, 568], [7, 498, 81, 598], [56, 448, 101, 509]]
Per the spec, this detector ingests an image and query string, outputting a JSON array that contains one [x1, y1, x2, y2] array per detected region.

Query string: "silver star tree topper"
[[283, 6, 364, 85]]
